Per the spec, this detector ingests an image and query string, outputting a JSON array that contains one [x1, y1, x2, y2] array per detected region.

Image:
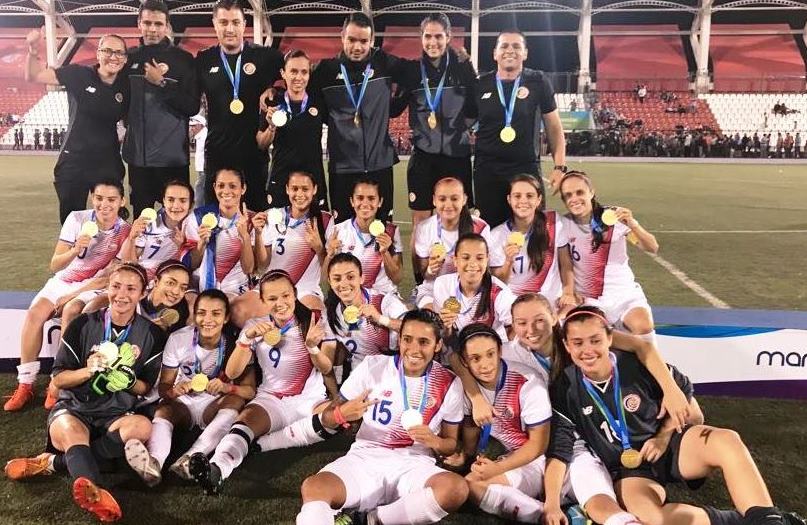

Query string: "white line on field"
[[643, 252, 731, 309]]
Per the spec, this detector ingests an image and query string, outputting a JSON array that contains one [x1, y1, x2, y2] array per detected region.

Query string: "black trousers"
[[54, 159, 125, 224], [472, 157, 545, 227], [327, 165, 394, 222], [128, 165, 190, 218]]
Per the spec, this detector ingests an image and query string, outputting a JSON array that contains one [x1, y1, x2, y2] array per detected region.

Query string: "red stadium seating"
[[279, 27, 341, 62], [71, 27, 141, 65], [382, 26, 467, 59], [597, 91, 720, 132], [179, 29, 254, 56]]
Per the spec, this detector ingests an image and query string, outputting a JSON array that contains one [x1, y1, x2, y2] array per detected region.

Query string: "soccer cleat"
[[334, 511, 372, 525], [124, 440, 162, 487], [189, 452, 223, 496], [72, 476, 122, 523], [168, 454, 192, 481], [4, 383, 34, 412], [43, 384, 59, 410], [784, 512, 807, 525], [4, 453, 55, 480]]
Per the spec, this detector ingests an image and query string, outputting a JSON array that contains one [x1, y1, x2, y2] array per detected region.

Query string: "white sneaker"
[[124, 439, 162, 487], [169, 454, 192, 481]]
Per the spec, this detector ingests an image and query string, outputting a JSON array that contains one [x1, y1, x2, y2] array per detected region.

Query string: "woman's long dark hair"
[[435, 177, 474, 236], [92, 179, 130, 221], [508, 174, 549, 273], [559, 170, 608, 252], [324, 252, 363, 335], [455, 233, 493, 321], [288, 170, 327, 248], [258, 269, 313, 336]]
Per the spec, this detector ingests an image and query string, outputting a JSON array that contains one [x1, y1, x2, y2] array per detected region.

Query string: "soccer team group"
[[3, 2, 802, 525]]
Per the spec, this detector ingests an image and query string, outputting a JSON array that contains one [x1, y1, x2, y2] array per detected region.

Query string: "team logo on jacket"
[[623, 393, 641, 413], [157, 62, 169, 74], [308, 107, 318, 116], [516, 86, 530, 99], [243, 62, 256, 75], [115, 93, 123, 103], [408, 192, 416, 203]]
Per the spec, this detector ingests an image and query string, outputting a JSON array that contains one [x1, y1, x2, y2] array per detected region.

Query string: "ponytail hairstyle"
[[258, 269, 313, 336], [324, 252, 364, 334], [559, 305, 613, 374], [559, 170, 607, 252], [434, 177, 474, 235], [91, 179, 130, 221], [454, 233, 493, 321], [457, 323, 502, 360], [508, 174, 548, 272], [510, 292, 565, 381], [288, 170, 327, 249]]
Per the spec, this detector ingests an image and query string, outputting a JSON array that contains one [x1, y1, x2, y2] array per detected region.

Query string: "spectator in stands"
[[44, 127, 52, 150], [784, 132, 794, 158], [775, 132, 784, 158], [24, 28, 129, 223], [52, 127, 61, 149], [795, 132, 802, 159], [13, 128, 20, 150], [473, 29, 566, 226], [34, 128, 41, 150], [123, 0, 199, 217], [636, 83, 647, 104], [190, 114, 208, 206], [308, 11, 404, 221], [195, 0, 283, 211], [569, 98, 578, 112], [761, 133, 770, 158]]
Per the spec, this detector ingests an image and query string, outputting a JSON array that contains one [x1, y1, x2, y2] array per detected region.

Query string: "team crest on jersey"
[[516, 86, 530, 99], [425, 396, 437, 409], [502, 405, 515, 419], [623, 393, 641, 413], [114, 93, 123, 103], [583, 405, 593, 416], [308, 107, 318, 116], [266, 194, 273, 205], [408, 192, 416, 203], [243, 62, 256, 75]]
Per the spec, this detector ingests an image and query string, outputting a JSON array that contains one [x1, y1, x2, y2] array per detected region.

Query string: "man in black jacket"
[[123, 0, 199, 217]]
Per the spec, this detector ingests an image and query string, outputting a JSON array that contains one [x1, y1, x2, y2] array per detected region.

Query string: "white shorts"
[[248, 385, 327, 432], [32, 277, 93, 306], [585, 283, 652, 326], [176, 392, 219, 429], [566, 443, 616, 508], [74, 289, 105, 305], [320, 446, 447, 511], [504, 456, 551, 498]]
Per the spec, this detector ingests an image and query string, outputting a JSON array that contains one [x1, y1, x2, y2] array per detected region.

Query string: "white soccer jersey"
[[241, 315, 321, 397], [322, 289, 408, 368], [561, 215, 636, 299], [501, 339, 552, 385], [135, 211, 188, 281], [340, 355, 463, 456], [462, 360, 551, 452], [261, 208, 334, 295], [331, 219, 403, 295], [432, 273, 516, 337], [56, 210, 131, 283], [414, 215, 491, 277], [185, 207, 253, 295], [489, 211, 567, 302], [162, 326, 227, 384]]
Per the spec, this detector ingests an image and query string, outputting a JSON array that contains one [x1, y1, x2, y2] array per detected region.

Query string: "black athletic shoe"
[[188, 453, 223, 496], [784, 512, 807, 525]]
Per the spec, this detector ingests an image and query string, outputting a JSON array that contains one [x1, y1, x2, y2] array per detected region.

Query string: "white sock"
[[17, 361, 40, 384], [636, 330, 658, 347], [147, 417, 174, 468], [187, 408, 238, 456], [479, 484, 544, 523], [333, 365, 344, 385], [297, 501, 335, 525], [257, 415, 335, 452], [210, 423, 253, 480], [604, 511, 643, 525], [375, 487, 448, 525]]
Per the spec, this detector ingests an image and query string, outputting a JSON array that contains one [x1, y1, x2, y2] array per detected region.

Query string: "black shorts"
[[406, 149, 473, 211], [46, 405, 130, 453], [612, 425, 706, 490]]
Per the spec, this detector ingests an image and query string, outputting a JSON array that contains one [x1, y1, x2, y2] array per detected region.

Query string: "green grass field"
[[0, 155, 806, 524]]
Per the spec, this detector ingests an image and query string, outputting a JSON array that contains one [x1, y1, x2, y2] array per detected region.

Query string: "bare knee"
[[301, 473, 345, 508], [624, 502, 665, 525], [464, 477, 490, 506], [113, 415, 152, 442], [428, 472, 469, 512]]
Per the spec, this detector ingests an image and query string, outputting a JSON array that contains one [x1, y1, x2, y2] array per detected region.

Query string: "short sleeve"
[[488, 226, 507, 268], [414, 220, 432, 258], [391, 225, 404, 254], [261, 216, 279, 247], [520, 375, 552, 427], [55, 64, 87, 93], [554, 213, 569, 246], [138, 325, 168, 387], [538, 74, 557, 114], [439, 377, 464, 424], [613, 221, 630, 241], [321, 310, 337, 342], [339, 356, 370, 400], [479, 223, 493, 245], [668, 363, 694, 400], [494, 283, 516, 326], [546, 373, 577, 463], [59, 211, 82, 245], [381, 294, 409, 319], [161, 332, 183, 368], [52, 314, 89, 376], [184, 212, 201, 243], [323, 214, 336, 240]]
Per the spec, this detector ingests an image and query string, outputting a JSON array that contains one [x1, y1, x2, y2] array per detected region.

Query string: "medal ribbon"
[[103, 308, 132, 345], [201, 207, 239, 291], [340, 62, 372, 118], [581, 352, 632, 453], [192, 327, 225, 379], [506, 220, 533, 244], [219, 47, 242, 103], [398, 355, 431, 413], [532, 350, 551, 373], [455, 278, 480, 316], [284, 206, 309, 230], [283, 91, 309, 118], [271, 315, 296, 336], [351, 219, 375, 248], [477, 360, 508, 453], [420, 53, 449, 118], [436, 215, 458, 254], [342, 287, 370, 331], [495, 74, 521, 129]]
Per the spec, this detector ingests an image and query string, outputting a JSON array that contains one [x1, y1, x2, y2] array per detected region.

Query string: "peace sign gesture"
[[338, 389, 379, 422], [304, 312, 325, 348], [236, 202, 251, 239], [304, 218, 324, 255]]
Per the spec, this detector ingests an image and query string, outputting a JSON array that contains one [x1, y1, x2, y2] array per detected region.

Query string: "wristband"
[[553, 165, 568, 174], [377, 315, 391, 328], [237, 334, 253, 347], [332, 405, 351, 429], [307, 345, 321, 355]]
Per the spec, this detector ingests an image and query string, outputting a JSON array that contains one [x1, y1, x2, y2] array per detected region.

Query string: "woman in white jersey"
[[185, 168, 254, 298], [5, 179, 131, 412], [559, 171, 659, 343], [188, 270, 333, 495], [490, 174, 576, 313], [124, 289, 256, 486], [297, 309, 468, 525], [413, 177, 491, 305], [324, 178, 403, 296]]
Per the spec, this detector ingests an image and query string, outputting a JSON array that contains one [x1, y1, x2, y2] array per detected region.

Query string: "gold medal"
[[429, 243, 447, 259], [506, 231, 526, 248], [263, 328, 281, 347], [190, 373, 209, 393], [343, 305, 361, 325], [201, 212, 218, 229], [627, 232, 639, 246], [601, 208, 618, 226], [500, 126, 516, 143], [158, 308, 180, 326], [80, 221, 99, 238], [229, 99, 244, 114], [368, 220, 385, 237], [620, 448, 642, 469], [443, 297, 461, 314], [353, 112, 361, 127], [427, 111, 437, 130]]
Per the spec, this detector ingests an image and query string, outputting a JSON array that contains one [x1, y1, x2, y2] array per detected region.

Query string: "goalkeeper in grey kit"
[[5, 263, 165, 523]]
